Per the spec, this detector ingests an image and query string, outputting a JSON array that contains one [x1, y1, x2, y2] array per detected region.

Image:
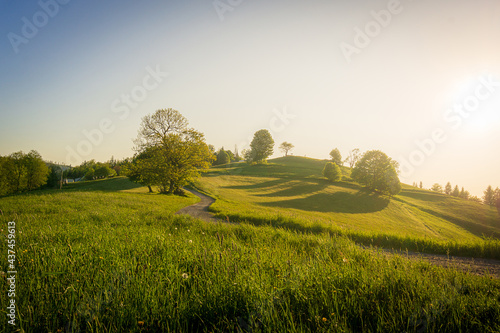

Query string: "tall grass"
[[209, 205, 500, 260], [1, 185, 499, 332]]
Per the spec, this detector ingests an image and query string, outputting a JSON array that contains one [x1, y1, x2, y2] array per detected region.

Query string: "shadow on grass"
[[398, 189, 447, 203], [63, 177, 143, 192], [261, 190, 390, 214]]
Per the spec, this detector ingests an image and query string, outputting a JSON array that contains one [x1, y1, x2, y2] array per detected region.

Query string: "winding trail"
[[176, 189, 499, 278], [175, 188, 222, 223]]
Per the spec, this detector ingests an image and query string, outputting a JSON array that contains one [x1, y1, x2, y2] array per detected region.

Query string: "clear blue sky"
[[1, 0, 499, 196]]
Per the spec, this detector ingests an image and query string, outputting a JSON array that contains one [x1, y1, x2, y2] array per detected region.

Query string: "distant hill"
[[196, 156, 500, 242]]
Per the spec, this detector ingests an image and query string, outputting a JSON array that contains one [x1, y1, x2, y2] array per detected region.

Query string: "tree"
[[216, 148, 230, 165], [248, 129, 274, 163], [459, 187, 469, 199], [125, 147, 160, 193], [234, 145, 241, 162], [225, 149, 235, 162], [133, 108, 214, 194], [344, 148, 360, 168], [351, 150, 401, 196], [24, 150, 49, 191], [94, 164, 116, 178], [483, 185, 495, 205], [329, 148, 342, 166], [85, 168, 95, 180], [431, 183, 443, 193], [279, 142, 294, 157], [494, 188, 500, 210], [322, 162, 342, 182], [445, 182, 452, 195], [452, 185, 460, 197], [419, 181, 423, 189]]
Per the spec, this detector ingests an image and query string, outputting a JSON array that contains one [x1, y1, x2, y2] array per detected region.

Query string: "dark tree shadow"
[[63, 177, 144, 192], [398, 189, 446, 203], [224, 179, 289, 191], [260, 190, 390, 214]]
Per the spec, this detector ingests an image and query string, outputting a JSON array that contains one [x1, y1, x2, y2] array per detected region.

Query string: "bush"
[[322, 162, 342, 182]]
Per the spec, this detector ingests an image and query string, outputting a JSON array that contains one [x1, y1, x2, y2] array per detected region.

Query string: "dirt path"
[[177, 190, 499, 278], [377, 249, 500, 279], [175, 188, 222, 223]]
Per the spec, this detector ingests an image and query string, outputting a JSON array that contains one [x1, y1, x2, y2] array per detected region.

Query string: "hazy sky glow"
[[1, 0, 499, 196]]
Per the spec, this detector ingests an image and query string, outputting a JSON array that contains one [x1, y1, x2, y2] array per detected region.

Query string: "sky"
[[1, 0, 499, 197]]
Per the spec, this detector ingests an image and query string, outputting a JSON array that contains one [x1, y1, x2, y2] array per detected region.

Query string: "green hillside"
[[1, 176, 500, 331], [195, 156, 500, 257]]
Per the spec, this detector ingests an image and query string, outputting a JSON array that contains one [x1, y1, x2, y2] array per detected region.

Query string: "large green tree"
[[248, 129, 274, 163], [351, 150, 401, 196], [132, 108, 214, 194]]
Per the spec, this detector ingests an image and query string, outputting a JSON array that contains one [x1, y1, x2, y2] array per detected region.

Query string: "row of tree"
[[428, 182, 500, 206], [0, 150, 49, 196], [211, 146, 241, 166], [66, 159, 127, 181]]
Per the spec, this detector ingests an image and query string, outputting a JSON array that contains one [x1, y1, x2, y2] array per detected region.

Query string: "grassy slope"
[[1, 176, 499, 332], [195, 156, 500, 257]]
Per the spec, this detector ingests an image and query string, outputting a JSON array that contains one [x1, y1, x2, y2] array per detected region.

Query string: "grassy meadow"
[[195, 156, 500, 259], [0, 176, 500, 332]]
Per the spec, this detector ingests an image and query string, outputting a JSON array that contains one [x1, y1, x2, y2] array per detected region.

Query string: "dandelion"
[[187, 229, 190, 232], [202, 232, 205, 235], [322, 318, 327, 322], [175, 227, 177, 230], [182, 273, 189, 279], [138, 321, 144, 326], [99, 257, 104, 260], [168, 234, 171, 236], [189, 240, 193, 243]]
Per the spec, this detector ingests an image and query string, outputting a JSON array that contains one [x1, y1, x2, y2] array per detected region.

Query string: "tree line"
[[427, 181, 500, 206]]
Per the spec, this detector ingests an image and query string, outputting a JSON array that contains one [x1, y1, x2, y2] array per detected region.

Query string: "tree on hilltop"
[[279, 142, 294, 157], [329, 148, 342, 166], [483, 185, 495, 206], [431, 183, 443, 193], [351, 150, 401, 196], [344, 148, 360, 168], [247, 129, 274, 163], [452, 185, 460, 197]]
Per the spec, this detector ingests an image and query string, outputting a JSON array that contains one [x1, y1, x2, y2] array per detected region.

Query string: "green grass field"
[[1, 176, 499, 331], [195, 156, 500, 259]]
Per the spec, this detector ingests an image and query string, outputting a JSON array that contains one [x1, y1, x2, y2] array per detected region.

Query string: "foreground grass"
[[0, 179, 499, 332], [195, 157, 500, 259]]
